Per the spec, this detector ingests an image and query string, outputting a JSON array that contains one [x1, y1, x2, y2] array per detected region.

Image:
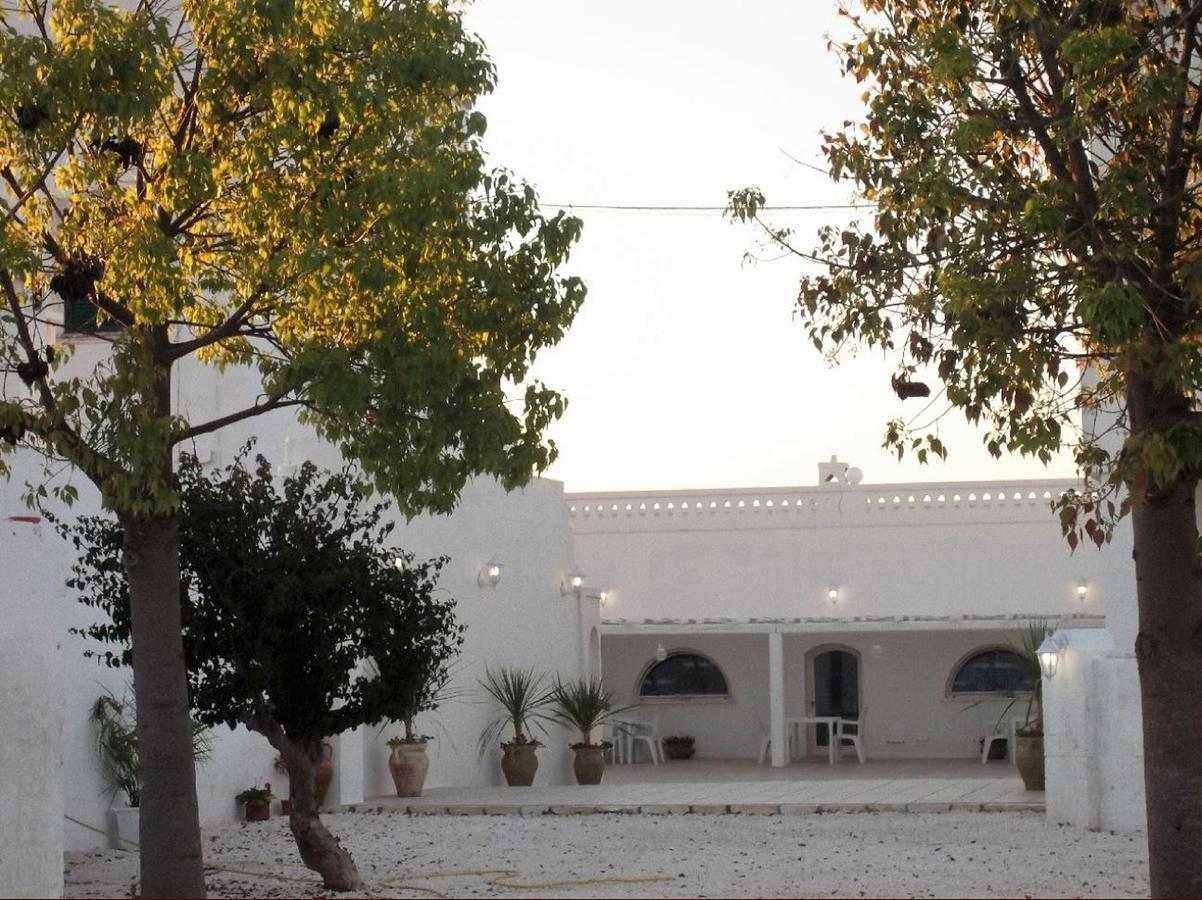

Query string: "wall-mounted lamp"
[[478, 558, 503, 589], [560, 566, 585, 599], [1076, 581, 1088, 603], [828, 587, 840, 606], [593, 590, 610, 606], [1037, 634, 1068, 679], [654, 641, 668, 662]]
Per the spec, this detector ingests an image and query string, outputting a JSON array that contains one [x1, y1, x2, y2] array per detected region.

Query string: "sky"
[[462, 0, 1078, 492]]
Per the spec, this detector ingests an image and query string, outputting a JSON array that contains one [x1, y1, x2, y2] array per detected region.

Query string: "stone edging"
[[343, 801, 1045, 817]]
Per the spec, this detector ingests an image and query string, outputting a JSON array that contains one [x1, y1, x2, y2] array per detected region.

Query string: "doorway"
[[808, 647, 860, 749]]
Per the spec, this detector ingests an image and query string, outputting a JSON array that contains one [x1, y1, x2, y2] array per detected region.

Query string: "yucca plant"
[[91, 693, 140, 807], [91, 689, 211, 808], [1012, 620, 1051, 737], [549, 677, 632, 747], [477, 666, 555, 751]]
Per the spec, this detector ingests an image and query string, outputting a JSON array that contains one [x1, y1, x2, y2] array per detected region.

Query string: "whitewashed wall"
[[568, 480, 1134, 623], [0, 517, 65, 898], [602, 628, 1039, 761]]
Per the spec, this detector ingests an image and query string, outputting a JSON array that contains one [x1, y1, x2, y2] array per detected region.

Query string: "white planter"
[[111, 805, 139, 850]]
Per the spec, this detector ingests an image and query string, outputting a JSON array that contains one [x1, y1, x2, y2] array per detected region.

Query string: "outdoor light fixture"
[[1037, 634, 1066, 679], [560, 566, 585, 598], [1077, 581, 1088, 603], [478, 558, 503, 589], [655, 641, 668, 662], [596, 590, 609, 605], [828, 587, 840, 606]]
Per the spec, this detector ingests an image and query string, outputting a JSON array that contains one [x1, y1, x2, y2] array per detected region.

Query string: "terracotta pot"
[[280, 799, 292, 816], [1014, 734, 1045, 791], [572, 745, 606, 785], [500, 743, 539, 786], [663, 741, 695, 760], [388, 742, 430, 797], [244, 799, 271, 821], [315, 744, 334, 807]]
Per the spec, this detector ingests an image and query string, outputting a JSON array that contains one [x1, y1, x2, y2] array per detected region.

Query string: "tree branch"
[[173, 392, 304, 444]]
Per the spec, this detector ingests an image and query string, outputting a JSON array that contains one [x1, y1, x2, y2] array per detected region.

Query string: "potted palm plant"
[[478, 666, 554, 786], [1012, 620, 1051, 791], [549, 677, 631, 785], [387, 722, 433, 798], [91, 689, 210, 848]]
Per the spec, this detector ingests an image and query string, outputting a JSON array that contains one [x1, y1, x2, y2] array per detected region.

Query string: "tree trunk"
[[122, 513, 207, 898], [1128, 374, 1202, 897], [277, 742, 362, 892]]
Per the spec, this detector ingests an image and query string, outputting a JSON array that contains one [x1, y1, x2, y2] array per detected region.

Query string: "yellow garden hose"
[[64, 814, 676, 895]]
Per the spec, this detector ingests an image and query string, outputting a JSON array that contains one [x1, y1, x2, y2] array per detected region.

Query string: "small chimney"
[[817, 456, 863, 486]]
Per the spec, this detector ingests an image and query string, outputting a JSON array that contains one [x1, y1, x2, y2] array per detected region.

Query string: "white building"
[[1, 353, 1150, 896]]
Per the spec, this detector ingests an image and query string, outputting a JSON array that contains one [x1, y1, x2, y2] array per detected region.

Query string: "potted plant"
[[368, 639, 463, 799], [387, 723, 433, 797], [549, 676, 631, 785], [478, 666, 554, 786], [91, 689, 210, 849], [236, 784, 275, 821], [662, 735, 696, 760], [1012, 621, 1050, 791]]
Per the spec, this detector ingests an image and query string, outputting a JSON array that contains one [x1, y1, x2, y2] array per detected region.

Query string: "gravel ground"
[[64, 809, 1149, 898]]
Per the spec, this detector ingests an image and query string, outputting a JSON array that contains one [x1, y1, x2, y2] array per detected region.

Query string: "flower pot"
[[572, 745, 606, 785], [1014, 734, 1045, 791], [663, 741, 695, 761], [244, 799, 271, 821], [315, 744, 334, 807], [500, 743, 539, 786], [111, 804, 139, 850], [280, 799, 292, 816], [388, 742, 430, 797]]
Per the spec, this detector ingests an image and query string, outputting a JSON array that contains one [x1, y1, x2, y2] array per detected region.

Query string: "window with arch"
[[949, 648, 1034, 695], [638, 652, 729, 698]]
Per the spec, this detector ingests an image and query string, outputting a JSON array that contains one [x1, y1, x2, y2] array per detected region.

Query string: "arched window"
[[949, 648, 1034, 695], [638, 652, 729, 698]]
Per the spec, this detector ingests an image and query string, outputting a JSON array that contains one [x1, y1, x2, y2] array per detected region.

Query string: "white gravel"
[[64, 809, 1149, 898]]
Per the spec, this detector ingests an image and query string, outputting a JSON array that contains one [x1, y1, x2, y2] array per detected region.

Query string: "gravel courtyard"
[[64, 809, 1149, 898]]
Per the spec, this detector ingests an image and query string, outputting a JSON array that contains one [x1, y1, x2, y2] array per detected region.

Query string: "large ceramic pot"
[[315, 741, 334, 807], [1014, 734, 1045, 791], [388, 741, 430, 797], [500, 742, 539, 786], [572, 745, 606, 785], [111, 804, 139, 850]]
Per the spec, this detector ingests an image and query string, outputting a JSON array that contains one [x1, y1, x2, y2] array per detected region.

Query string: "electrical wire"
[[543, 201, 869, 212]]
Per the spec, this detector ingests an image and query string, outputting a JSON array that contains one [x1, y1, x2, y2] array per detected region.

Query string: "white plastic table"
[[784, 715, 843, 765]]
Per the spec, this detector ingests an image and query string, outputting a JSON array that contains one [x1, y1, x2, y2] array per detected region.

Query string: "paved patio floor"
[[367, 758, 1043, 815]]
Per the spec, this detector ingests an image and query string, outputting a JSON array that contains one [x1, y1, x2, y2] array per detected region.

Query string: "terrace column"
[[769, 631, 787, 767]]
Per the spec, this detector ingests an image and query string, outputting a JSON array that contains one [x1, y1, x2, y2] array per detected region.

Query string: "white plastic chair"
[[757, 728, 797, 764], [981, 716, 1022, 765], [835, 708, 867, 763], [620, 712, 663, 765]]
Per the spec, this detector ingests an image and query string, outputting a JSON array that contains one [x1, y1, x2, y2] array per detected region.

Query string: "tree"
[[65, 451, 465, 891], [0, 1, 582, 894], [729, 2, 1202, 893]]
